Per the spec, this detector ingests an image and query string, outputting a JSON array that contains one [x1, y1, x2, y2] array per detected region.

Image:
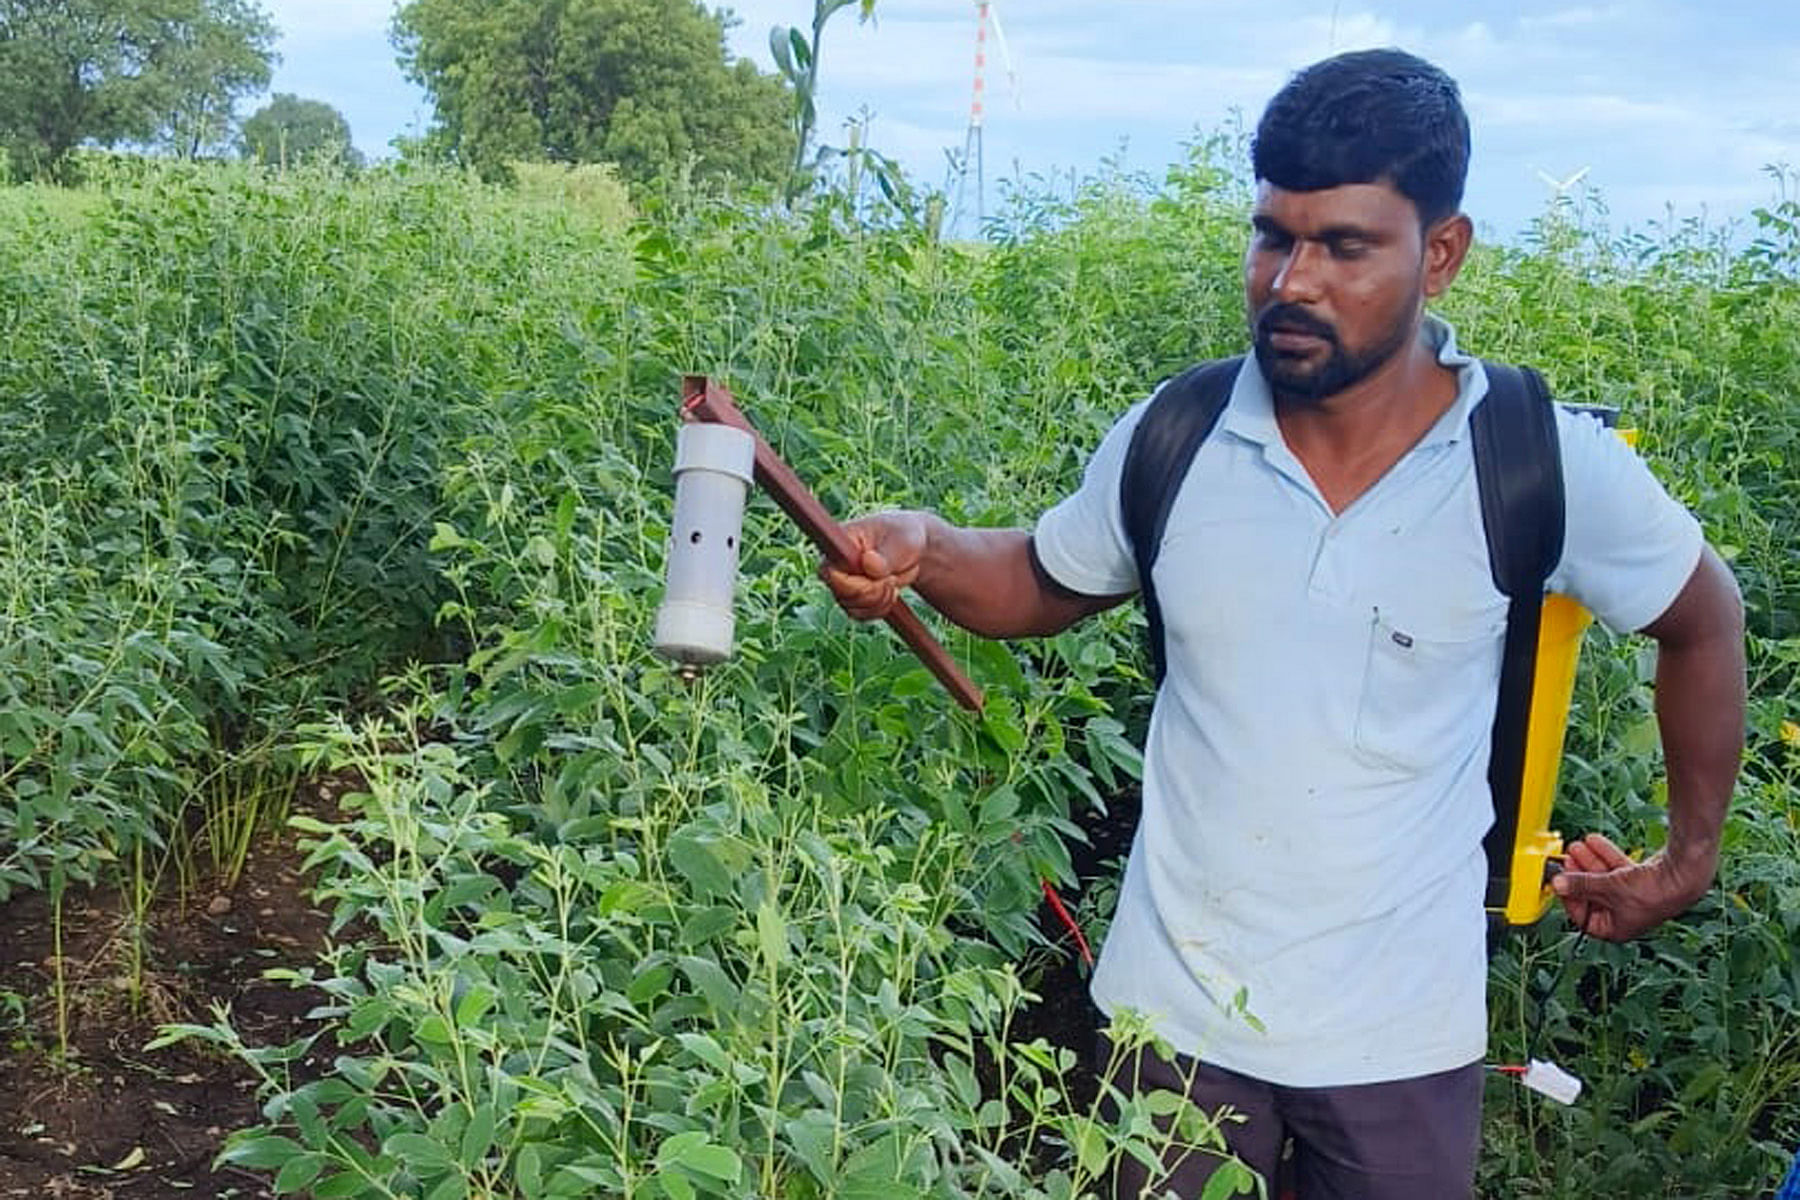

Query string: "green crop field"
[[0, 153, 1796, 1197]]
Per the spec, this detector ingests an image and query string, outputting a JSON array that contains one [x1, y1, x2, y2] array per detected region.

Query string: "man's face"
[[1243, 181, 1457, 405]]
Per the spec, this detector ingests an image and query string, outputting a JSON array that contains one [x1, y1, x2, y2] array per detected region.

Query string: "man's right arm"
[[820, 510, 1130, 639]]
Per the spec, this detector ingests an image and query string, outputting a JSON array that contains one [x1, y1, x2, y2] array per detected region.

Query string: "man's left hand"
[[1551, 832, 1715, 942]]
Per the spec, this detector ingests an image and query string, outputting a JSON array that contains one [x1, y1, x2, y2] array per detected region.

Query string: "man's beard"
[[1251, 302, 1414, 407]]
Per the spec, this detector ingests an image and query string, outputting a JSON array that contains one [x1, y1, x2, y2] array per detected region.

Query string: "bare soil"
[[0, 781, 349, 1199]]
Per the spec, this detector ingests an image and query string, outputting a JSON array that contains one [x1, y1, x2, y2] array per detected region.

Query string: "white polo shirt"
[[1033, 318, 1703, 1086]]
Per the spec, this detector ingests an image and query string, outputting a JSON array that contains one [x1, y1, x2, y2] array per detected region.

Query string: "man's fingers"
[[1554, 869, 1598, 899], [1578, 833, 1634, 871], [819, 513, 926, 622], [1563, 833, 1634, 876], [820, 565, 891, 617], [1553, 866, 1653, 941], [1552, 863, 1632, 908], [858, 544, 892, 579], [1563, 838, 1609, 874], [1562, 840, 1603, 875]]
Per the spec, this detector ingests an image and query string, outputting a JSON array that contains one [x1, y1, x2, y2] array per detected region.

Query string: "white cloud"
[[1473, 91, 1699, 134], [1518, 4, 1630, 32]]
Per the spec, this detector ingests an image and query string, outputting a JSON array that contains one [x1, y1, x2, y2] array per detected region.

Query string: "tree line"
[[1, 0, 862, 188]]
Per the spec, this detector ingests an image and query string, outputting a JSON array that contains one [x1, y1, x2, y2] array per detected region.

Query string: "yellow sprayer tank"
[[1493, 422, 1636, 928]]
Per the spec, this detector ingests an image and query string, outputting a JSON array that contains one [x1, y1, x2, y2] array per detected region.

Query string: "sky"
[[256, 0, 1800, 244]]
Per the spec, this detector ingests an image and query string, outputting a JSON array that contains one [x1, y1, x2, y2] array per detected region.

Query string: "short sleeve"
[[1030, 397, 1153, 598], [1547, 409, 1704, 633]]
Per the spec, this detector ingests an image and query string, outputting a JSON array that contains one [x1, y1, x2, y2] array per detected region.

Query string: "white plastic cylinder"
[[653, 423, 756, 666]]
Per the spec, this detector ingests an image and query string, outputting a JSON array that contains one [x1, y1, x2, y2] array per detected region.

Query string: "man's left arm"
[[1552, 544, 1746, 941]]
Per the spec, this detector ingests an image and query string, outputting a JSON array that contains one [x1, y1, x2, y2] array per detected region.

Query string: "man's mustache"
[[1256, 304, 1338, 345]]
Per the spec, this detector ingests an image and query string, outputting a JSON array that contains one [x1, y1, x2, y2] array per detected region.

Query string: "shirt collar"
[[1218, 314, 1487, 449]]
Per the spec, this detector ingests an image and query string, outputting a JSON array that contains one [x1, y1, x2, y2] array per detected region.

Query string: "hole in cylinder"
[[689, 530, 702, 544], [726, 536, 735, 549]]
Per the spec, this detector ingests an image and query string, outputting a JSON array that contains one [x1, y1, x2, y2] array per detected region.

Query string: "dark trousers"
[[1098, 1035, 1483, 1199]]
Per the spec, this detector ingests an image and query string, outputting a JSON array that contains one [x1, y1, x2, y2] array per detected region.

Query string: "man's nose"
[[1272, 241, 1325, 303]]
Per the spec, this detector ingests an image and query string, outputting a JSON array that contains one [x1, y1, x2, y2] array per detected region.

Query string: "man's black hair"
[[1252, 48, 1471, 226]]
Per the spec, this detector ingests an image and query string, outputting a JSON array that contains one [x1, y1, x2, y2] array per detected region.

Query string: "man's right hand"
[[819, 511, 933, 622], [817, 514, 1120, 640]]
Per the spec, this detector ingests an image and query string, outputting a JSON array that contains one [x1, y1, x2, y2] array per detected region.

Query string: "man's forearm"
[[1654, 636, 1745, 890], [1648, 549, 1746, 894], [912, 518, 1123, 639]]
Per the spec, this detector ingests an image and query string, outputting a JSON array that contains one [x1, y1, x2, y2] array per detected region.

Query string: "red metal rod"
[[681, 375, 985, 712], [1041, 878, 1095, 967]]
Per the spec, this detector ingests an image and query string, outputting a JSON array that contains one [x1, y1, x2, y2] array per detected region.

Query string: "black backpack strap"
[[1471, 361, 1565, 912], [1119, 357, 1245, 686]]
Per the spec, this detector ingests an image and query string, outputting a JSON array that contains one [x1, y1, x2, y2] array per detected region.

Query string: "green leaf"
[[783, 1110, 837, 1183], [676, 1031, 730, 1072], [460, 1105, 497, 1164], [516, 1145, 545, 1198], [429, 522, 467, 551], [768, 26, 794, 75], [978, 785, 1020, 829], [414, 1015, 453, 1044], [273, 1152, 327, 1193], [310, 1172, 368, 1199], [675, 1140, 742, 1185], [756, 899, 789, 972], [426, 1173, 468, 1200], [679, 955, 740, 1016], [668, 829, 733, 899], [627, 962, 675, 1006], [1200, 1161, 1259, 1199], [677, 905, 737, 947], [455, 985, 496, 1026], [944, 1053, 980, 1110], [1068, 1116, 1108, 1179], [382, 1132, 455, 1175], [222, 1135, 306, 1170], [839, 1133, 925, 1199]]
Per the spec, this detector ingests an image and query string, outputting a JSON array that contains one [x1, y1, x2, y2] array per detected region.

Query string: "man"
[[822, 49, 1745, 1198]]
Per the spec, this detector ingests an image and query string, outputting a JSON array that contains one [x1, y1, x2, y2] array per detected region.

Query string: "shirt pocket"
[[1355, 605, 1505, 774]]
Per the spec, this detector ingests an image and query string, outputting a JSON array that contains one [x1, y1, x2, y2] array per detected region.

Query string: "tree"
[[151, 0, 280, 158], [0, 0, 277, 179], [240, 93, 362, 167], [392, 0, 793, 187]]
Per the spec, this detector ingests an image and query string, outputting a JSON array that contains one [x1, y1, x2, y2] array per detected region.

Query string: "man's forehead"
[[1250, 180, 1425, 234]]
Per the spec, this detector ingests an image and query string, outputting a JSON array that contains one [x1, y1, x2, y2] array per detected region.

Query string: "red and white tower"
[[952, 1, 1015, 236]]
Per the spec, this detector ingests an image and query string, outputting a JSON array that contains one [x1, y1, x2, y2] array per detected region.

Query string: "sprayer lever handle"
[[682, 376, 985, 712]]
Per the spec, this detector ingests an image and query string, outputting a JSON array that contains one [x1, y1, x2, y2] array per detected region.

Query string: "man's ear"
[[1423, 212, 1473, 298]]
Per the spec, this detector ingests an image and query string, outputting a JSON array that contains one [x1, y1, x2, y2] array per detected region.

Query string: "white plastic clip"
[[1521, 1059, 1583, 1105]]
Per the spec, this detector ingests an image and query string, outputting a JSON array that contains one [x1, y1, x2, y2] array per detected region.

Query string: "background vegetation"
[[0, 0, 278, 178], [238, 92, 363, 168], [0, 144, 1796, 1197], [392, 0, 797, 186]]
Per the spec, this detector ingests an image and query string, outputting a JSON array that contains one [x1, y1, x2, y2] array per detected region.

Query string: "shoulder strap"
[[1472, 361, 1565, 911], [1119, 357, 1245, 687]]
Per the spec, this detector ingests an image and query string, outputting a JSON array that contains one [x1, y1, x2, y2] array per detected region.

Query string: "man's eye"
[[1330, 240, 1370, 259]]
